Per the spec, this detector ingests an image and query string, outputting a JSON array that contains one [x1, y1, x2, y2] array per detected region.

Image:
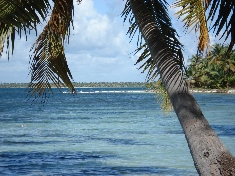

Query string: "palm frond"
[[29, 0, 75, 101], [206, 0, 235, 53], [175, 0, 235, 54], [0, 24, 14, 58], [122, 0, 185, 81], [153, 79, 173, 113], [0, 0, 51, 57], [0, 0, 50, 28], [174, 0, 209, 53]]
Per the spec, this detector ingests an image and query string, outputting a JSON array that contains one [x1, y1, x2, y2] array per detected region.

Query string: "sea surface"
[[0, 88, 235, 175]]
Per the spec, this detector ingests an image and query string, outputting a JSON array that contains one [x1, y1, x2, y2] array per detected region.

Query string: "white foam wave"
[[62, 90, 148, 94]]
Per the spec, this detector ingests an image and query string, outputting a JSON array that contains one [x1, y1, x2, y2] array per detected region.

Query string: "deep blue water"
[[0, 88, 234, 175]]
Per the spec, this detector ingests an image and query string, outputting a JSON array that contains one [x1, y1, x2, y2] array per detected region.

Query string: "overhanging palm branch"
[[174, 0, 209, 53], [0, 25, 13, 58], [0, 0, 51, 58], [175, 0, 235, 54], [122, 0, 185, 81], [153, 79, 173, 113], [207, 0, 235, 53], [28, 0, 76, 102], [121, 0, 183, 112]]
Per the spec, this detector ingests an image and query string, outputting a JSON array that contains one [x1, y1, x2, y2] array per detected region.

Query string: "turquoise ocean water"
[[0, 88, 234, 175]]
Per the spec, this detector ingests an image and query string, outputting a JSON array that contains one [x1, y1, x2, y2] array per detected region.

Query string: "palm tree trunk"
[[130, 0, 235, 175]]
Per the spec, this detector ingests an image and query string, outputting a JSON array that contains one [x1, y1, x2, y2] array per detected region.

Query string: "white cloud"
[[64, 0, 146, 82], [0, 0, 147, 83], [1, 0, 233, 83], [69, 0, 129, 55], [0, 35, 36, 83]]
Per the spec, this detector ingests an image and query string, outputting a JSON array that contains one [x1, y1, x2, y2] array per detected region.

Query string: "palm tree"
[[1, 0, 235, 175], [209, 44, 235, 88], [122, 0, 235, 175], [186, 44, 235, 89]]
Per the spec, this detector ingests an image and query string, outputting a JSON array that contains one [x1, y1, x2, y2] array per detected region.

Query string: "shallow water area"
[[0, 88, 234, 175]]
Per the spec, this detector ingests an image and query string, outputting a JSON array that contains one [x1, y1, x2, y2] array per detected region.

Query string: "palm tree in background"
[[1, 0, 235, 175], [186, 44, 235, 89], [208, 44, 235, 88]]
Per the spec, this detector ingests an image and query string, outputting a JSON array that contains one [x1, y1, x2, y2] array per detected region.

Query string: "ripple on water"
[[0, 151, 197, 175]]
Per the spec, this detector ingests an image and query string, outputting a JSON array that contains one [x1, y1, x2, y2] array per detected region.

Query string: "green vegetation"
[[72, 82, 146, 88], [147, 80, 173, 113], [0, 82, 146, 88], [186, 44, 235, 89]]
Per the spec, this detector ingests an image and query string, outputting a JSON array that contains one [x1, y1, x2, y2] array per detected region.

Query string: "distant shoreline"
[[0, 82, 234, 94], [146, 89, 235, 94], [190, 89, 235, 94], [0, 82, 146, 88]]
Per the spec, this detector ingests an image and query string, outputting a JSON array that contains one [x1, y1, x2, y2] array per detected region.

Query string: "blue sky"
[[0, 0, 228, 83]]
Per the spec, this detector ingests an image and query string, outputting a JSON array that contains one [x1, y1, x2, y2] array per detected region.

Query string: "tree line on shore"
[[185, 44, 235, 89], [0, 82, 147, 88]]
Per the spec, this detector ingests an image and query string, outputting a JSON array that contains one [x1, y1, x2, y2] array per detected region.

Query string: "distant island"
[[0, 82, 147, 88], [1, 82, 235, 94]]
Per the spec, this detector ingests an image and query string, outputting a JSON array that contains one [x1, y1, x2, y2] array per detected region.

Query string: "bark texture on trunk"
[[130, 0, 235, 175]]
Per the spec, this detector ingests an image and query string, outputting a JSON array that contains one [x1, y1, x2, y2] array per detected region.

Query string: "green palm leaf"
[[0, 0, 50, 27], [154, 79, 173, 113], [122, 0, 184, 113], [175, 0, 235, 54], [207, 0, 235, 53], [0, 24, 14, 58], [174, 0, 209, 53], [122, 0, 185, 81], [28, 0, 75, 101], [0, 0, 51, 57]]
